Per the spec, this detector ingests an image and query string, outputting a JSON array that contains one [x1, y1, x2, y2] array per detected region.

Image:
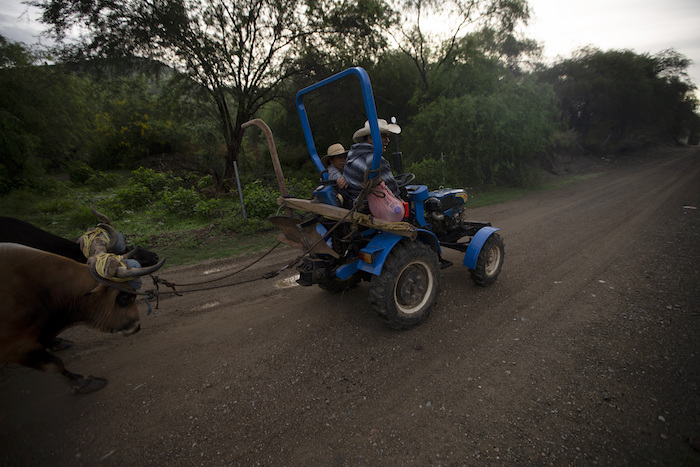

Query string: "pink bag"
[[368, 181, 405, 222]]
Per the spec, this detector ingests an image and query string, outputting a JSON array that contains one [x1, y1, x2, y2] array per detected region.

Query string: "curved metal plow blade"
[[269, 216, 339, 258]]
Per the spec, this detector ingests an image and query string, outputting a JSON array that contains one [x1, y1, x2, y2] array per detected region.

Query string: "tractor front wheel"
[[369, 241, 440, 329], [470, 233, 504, 286]]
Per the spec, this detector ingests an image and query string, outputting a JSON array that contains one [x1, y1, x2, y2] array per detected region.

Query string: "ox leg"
[[47, 337, 75, 352], [18, 347, 107, 394], [62, 369, 108, 394]]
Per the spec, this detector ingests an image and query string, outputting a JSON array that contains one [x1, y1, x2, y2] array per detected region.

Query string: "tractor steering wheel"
[[394, 173, 415, 188], [318, 178, 338, 187]]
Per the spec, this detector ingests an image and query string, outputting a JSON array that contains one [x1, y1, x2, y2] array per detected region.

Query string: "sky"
[[525, 0, 700, 90], [1, 0, 700, 93]]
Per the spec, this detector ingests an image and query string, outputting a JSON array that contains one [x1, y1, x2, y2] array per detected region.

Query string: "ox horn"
[[115, 258, 166, 278], [98, 223, 120, 252], [90, 205, 112, 225], [86, 257, 135, 294]]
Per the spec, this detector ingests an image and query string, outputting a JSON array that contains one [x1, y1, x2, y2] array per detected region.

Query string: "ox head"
[[82, 285, 142, 336], [85, 255, 166, 335], [88, 206, 160, 266], [123, 245, 160, 267]]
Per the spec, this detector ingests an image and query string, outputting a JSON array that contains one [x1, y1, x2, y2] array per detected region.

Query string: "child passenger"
[[322, 143, 348, 189]]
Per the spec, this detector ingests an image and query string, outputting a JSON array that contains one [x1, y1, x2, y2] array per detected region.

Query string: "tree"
[[0, 36, 95, 192], [405, 74, 558, 186], [388, 0, 532, 90], [90, 72, 183, 169], [651, 49, 700, 145], [541, 47, 699, 151], [31, 0, 394, 189]]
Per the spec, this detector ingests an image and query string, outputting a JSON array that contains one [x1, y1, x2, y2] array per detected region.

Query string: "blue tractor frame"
[[274, 66, 504, 329]]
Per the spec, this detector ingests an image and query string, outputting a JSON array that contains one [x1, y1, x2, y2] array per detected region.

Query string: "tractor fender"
[[463, 226, 500, 269], [337, 229, 440, 278], [415, 230, 441, 257]]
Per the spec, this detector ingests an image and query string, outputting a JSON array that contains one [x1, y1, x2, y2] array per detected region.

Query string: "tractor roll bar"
[[295, 67, 384, 180]]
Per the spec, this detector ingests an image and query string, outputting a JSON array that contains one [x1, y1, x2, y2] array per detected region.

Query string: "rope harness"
[[93, 253, 131, 282], [80, 227, 111, 259]]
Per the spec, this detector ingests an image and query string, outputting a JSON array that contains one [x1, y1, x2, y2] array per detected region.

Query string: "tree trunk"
[[211, 88, 248, 192], [223, 114, 245, 181]]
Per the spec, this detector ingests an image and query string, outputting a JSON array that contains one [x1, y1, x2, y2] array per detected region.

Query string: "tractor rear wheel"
[[369, 241, 440, 329]]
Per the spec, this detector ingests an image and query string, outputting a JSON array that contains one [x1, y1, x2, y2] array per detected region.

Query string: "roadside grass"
[[150, 231, 280, 267], [0, 170, 603, 268], [0, 184, 103, 239]]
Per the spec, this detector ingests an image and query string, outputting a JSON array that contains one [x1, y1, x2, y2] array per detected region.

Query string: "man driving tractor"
[[343, 118, 402, 200]]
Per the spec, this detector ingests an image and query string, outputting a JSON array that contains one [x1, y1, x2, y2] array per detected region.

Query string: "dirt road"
[[2, 148, 699, 465]]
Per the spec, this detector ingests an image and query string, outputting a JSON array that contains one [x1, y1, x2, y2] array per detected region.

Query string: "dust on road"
[[2, 148, 699, 465]]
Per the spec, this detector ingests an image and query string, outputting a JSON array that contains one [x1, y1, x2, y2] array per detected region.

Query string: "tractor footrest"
[[439, 258, 453, 269]]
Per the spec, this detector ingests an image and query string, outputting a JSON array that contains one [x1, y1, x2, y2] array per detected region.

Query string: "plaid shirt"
[[343, 142, 400, 200], [326, 165, 343, 181]]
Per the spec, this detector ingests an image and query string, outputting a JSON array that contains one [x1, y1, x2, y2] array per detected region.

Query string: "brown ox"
[[0, 243, 165, 393]]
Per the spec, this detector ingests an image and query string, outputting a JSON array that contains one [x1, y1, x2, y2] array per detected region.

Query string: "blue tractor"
[[271, 67, 504, 329]]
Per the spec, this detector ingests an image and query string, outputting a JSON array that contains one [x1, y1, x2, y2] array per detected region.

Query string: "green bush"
[[242, 180, 279, 219], [130, 167, 178, 196], [67, 161, 94, 185], [405, 158, 454, 190], [107, 182, 152, 212], [37, 198, 76, 213], [27, 176, 63, 196], [285, 177, 317, 198], [67, 205, 98, 228], [159, 187, 202, 215], [0, 164, 11, 194], [88, 171, 121, 190], [196, 174, 215, 191], [406, 78, 558, 186], [194, 197, 223, 218]]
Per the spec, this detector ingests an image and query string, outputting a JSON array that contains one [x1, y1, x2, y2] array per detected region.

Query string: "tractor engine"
[[423, 188, 469, 243]]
